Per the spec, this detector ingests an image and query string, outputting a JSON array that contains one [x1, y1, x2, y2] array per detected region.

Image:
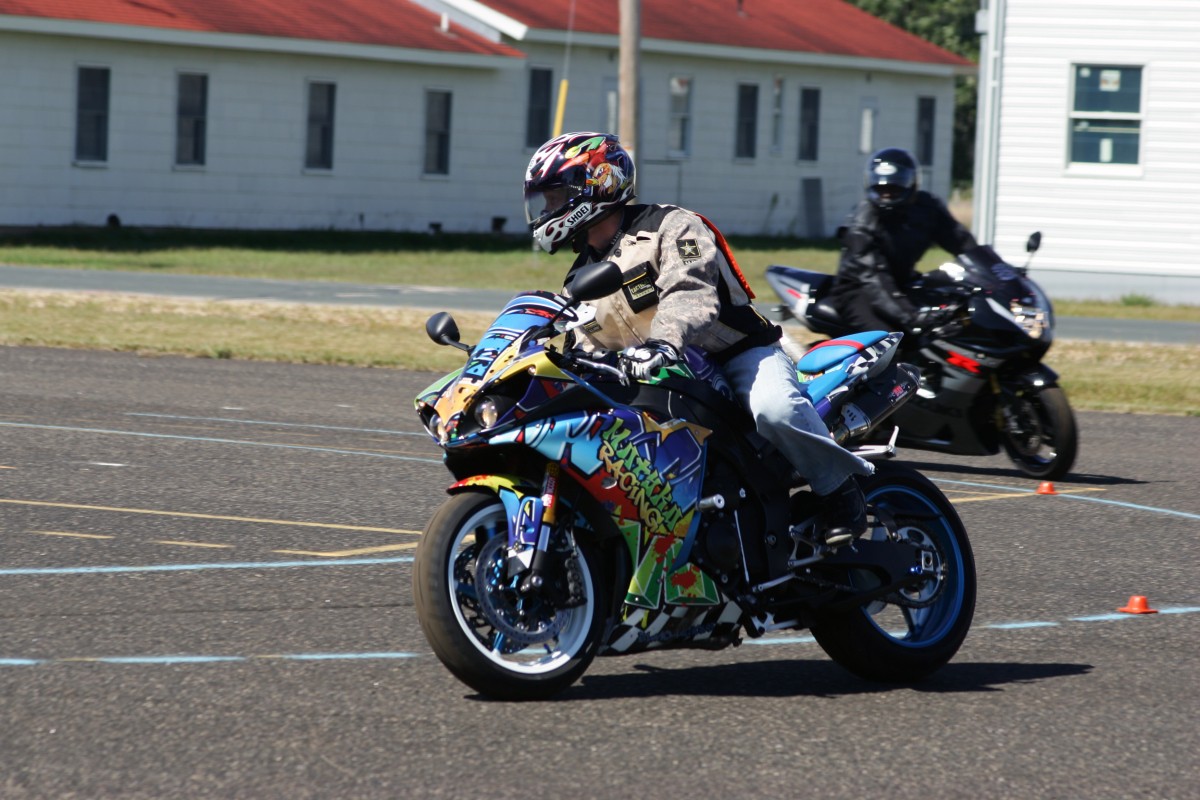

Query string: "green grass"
[[2, 226, 1196, 320], [0, 227, 1195, 414], [1, 290, 1195, 415]]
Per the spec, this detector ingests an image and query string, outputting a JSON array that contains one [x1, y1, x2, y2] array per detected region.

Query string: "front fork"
[[510, 463, 563, 594]]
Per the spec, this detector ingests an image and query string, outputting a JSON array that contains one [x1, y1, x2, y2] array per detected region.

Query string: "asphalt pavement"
[[1, 346, 1197, 798], [1, 263, 1197, 344]]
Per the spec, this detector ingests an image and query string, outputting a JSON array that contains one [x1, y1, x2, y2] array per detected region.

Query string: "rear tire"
[[412, 490, 608, 701], [811, 464, 975, 682], [1002, 385, 1078, 480]]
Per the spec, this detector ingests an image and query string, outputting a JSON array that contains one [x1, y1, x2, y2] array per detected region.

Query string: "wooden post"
[[618, 0, 640, 161]]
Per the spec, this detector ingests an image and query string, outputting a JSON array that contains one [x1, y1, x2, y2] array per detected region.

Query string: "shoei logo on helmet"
[[875, 163, 898, 176], [564, 203, 593, 227]]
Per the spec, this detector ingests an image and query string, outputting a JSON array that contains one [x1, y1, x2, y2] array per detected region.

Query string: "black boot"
[[819, 478, 868, 547]]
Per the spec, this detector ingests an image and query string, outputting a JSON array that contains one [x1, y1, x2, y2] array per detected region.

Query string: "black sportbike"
[[767, 233, 1078, 480]]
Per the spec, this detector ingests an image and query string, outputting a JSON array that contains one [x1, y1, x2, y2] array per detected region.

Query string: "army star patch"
[[676, 239, 701, 262]]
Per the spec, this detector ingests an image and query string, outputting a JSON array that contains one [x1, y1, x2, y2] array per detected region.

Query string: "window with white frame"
[[798, 87, 820, 161], [770, 76, 784, 153], [425, 89, 452, 175], [668, 75, 692, 156], [176, 73, 208, 166], [1069, 65, 1142, 165], [75, 66, 110, 162], [526, 67, 553, 148], [735, 83, 758, 159], [305, 81, 336, 170], [858, 99, 877, 155]]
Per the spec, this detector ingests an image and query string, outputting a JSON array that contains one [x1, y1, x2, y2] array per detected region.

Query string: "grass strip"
[[0, 290, 1194, 415]]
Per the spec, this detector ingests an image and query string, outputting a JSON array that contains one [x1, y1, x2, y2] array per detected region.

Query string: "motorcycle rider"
[[830, 147, 977, 339], [524, 131, 873, 546]]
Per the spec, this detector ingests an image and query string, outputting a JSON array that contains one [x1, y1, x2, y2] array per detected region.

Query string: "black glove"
[[910, 305, 956, 336], [619, 339, 680, 380]]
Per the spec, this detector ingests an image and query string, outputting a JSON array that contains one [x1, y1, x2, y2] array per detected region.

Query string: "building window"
[[603, 78, 619, 136], [526, 67, 552, 148], [176, 73, 208, 166], [425, 90, 452, 175], [798, 87, 820, 161], [75, 66, 110, 162], [735, 83, 758, 159], [305, 81, 336, 170], [770, 76, 784, 153], [1069, 64, 1142, 165], [916, 96, 935, 166], [859, 100, 877, 155], [668, 75, 692, 156]]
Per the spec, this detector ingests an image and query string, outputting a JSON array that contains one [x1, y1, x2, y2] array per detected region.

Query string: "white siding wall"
[[995, 0, 1200, 277], [0, 31, 529, 232], [0, 30, 959, 237], [520, 41, 956, 237]]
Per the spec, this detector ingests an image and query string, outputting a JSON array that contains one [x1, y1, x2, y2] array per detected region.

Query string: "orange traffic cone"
[[1036, 481, 1057, 495], [1118, 595, 1158, 614]]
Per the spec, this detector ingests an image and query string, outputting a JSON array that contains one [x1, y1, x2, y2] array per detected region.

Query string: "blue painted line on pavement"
[[932, 478, 1200, 521], [0, 556, 414, 576], [985, 621, 1060, 630], [0, 421, 442, 464], [276, 652, 420, 661]]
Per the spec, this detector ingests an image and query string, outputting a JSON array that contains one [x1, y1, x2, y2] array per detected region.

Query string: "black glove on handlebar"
[[909, 305, 958, 337]]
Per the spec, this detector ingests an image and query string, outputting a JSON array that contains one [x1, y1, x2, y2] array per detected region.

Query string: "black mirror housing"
[[425, 311, 471, 352], [565, 260, 624, 303]]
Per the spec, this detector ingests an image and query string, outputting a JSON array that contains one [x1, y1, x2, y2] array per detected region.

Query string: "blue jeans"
[[722, 343, 873, 496]]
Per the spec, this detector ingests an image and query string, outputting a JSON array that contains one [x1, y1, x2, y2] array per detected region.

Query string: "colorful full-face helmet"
[[524, 132, 636, 253]]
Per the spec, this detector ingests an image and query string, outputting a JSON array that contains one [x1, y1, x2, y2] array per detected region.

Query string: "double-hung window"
[[425, 90, 452, 175], [176, 73, 208, 166], [798, 87, 820, 161], [668, 75, 692, 157], [305, 81, 336, 170], [735, 83, 758, 159], [75, 66, 110, 163], [1069, 65, 1142, 165], [526, 67, 552, 148]]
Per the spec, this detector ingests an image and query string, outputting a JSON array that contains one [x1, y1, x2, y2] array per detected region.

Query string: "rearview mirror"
[[564, 260, 624, 303], [1026, 231, 1042, 254], [425, 311, 471, 352]]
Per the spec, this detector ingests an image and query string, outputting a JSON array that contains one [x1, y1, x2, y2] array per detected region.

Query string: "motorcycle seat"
[[797, 331, 889, 375], [808, 298, 845, 330]]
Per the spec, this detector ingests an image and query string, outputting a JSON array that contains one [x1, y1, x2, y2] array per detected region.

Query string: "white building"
[[0, 0, 971, 237], [974, 0, 1200, 302]]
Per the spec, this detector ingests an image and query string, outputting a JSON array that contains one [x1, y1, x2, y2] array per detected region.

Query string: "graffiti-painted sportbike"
[[413, 260, 975, 700]]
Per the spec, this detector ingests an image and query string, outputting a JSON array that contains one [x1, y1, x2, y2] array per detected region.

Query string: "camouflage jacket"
[[567, 204, 779, 359]]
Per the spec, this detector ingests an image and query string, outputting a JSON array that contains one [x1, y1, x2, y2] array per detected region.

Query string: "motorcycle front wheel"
[[412, 489, 609, 701], [1001, 385, 1078, 480], [811, 463, 976, 682]]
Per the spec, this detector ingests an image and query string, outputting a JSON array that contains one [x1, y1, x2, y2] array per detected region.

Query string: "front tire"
[[811, 464, 976, 682], [1002, 385, 1078, 480], [412, 489, 608, 701]]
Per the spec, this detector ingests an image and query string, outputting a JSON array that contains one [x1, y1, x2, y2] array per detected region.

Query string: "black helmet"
[[864, 147, 919, 209]]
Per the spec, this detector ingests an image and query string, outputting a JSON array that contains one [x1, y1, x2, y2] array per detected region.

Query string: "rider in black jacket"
[[830, 148, 976, 337]]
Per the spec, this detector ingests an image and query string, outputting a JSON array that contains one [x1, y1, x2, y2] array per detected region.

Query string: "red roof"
[[0, 0, 524, 57], [0, 0, 970, 67], [493, 0, 971, 66]]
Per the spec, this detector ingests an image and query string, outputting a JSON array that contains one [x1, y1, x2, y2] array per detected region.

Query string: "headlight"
[[1010, 301, 1048, 339], [475, 397, 500, 429]]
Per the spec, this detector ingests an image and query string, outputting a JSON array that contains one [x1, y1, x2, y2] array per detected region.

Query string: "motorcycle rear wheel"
[[811, 464, 975, 682], [412, 489, 608, 701], [1001, 385, 1078, 480]]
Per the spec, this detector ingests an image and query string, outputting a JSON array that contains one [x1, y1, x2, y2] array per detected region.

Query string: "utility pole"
[[618, 0, 639, 161]]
